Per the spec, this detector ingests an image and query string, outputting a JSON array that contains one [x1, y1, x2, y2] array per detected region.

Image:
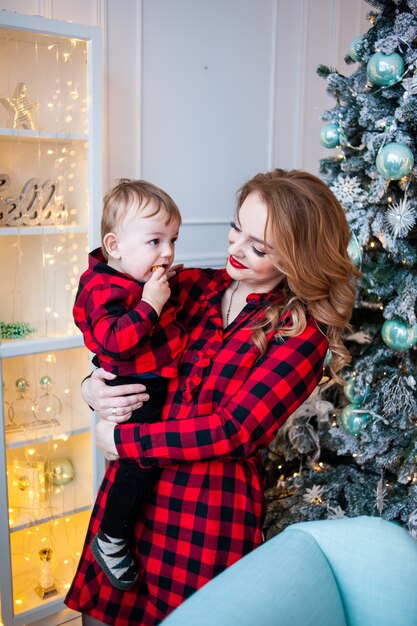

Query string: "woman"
[[65, 169, 360, 626]]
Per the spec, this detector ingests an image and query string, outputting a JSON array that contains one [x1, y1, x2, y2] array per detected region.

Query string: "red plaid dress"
[[65, 268, 328, 625]]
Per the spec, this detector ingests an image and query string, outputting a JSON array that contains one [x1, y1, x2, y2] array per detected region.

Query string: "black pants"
[[100, 375, 166, 539]]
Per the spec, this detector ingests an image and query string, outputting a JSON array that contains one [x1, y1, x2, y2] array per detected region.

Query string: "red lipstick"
[[229, 255, 248, 269]]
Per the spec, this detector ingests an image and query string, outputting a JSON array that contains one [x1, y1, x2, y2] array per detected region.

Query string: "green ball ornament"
[[343, 377, 371, 405], [348, 35, 364, 62], [40, 375, 52, 389], [340, 404, 371, 436], [381, 318, 417, 351], [46, 457, 75, 486], [367, 51, 404, 86], [347, 234, 362, 267], [319, 123, 340, 149], [376, 142, 414, 180], [15, 378, 30, 393]]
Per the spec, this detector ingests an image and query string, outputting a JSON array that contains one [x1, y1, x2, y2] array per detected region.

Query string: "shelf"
[[0, 335, 84, 358], [0, 10, 102, 625], [10, 509, 92, 618], [0, 128, 88, 142], [0, 225, 88, 236], [7, 432, 94, 530], [5, 423, 90, 451], [10, 500, 92, 534]]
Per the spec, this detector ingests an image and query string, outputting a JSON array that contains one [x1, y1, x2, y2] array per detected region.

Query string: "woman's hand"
[[166, 263, 184, 279], [96, 418, 118, 460], [81, 368, 149, 421]]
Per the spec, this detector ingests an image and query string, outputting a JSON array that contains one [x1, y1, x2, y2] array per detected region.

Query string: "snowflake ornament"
[[385, 195, 417, 238], [303, 485, 325, 505], [330, 175, 366, 207], [327, 504, 347, 520]]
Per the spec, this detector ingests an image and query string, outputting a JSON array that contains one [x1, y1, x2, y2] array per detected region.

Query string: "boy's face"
[[108, 201, 180, 282]]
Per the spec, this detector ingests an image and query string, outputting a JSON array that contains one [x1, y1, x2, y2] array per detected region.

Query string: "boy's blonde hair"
[[101, 179, 182, 259]]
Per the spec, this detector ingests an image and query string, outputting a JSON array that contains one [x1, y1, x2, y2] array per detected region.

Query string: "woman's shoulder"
[[273, 313, 328, 354]]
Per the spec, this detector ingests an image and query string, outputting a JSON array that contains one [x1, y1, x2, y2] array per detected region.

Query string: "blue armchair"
[[161, 516, 417, 626]]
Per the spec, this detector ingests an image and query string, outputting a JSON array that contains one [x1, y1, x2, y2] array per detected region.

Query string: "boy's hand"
[[142, 266, 171, 315]]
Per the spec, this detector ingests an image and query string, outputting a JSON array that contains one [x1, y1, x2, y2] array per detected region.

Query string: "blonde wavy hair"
[[237, 168, 361, 382]]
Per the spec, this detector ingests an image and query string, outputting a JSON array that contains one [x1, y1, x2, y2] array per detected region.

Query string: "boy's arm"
[[84, 283, 159, 359]]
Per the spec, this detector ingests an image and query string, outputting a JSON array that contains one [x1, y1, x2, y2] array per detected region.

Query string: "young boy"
[[73, 179, 185, 590]]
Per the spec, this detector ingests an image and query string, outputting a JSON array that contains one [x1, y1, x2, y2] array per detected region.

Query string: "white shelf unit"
[[0, 11, 103, 626]]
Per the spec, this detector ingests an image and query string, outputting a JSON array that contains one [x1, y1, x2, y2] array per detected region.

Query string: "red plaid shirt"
[[73, 249, 185, 377], [65, 267, 328, 625]]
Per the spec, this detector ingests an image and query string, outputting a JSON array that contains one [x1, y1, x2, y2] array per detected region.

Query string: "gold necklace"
[[225, 281, 240, 326]]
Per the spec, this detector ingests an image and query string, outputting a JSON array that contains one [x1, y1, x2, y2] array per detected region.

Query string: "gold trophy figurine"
[[35, 548, 58, 599]]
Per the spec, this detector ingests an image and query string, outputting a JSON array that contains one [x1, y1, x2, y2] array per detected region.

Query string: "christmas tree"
[[264, 0, 417, 539]]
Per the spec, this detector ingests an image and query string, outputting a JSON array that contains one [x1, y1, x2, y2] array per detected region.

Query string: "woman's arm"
[[82, 368, 150, 420], [109, 322, 327, 466]]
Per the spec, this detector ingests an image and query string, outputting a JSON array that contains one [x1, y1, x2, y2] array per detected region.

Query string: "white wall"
[[0, 0, 369, 266]]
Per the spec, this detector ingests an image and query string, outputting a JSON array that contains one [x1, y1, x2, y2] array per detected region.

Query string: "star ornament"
[[0, 82, 38, 130], [385, 195, 417, 239]]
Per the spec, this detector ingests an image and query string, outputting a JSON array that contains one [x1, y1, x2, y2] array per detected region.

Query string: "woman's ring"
[[112, 407, 117, 416]]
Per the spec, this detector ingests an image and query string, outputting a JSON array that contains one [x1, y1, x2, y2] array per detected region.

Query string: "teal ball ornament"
[[319, 123, 340, 149], [381, 318, 417, 350], [347, 234, 363, 267], [376, 142, 414, 180], [340, 404, 370, 436], [343, 377, 371, 405], [46, 457, 75, 486], [324, 349, 332, 367], [349, 35, 364, 62], [367, 51, 404, 86]]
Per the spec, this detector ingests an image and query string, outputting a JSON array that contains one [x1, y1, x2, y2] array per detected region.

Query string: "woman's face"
[[226, 191, 284, 293]]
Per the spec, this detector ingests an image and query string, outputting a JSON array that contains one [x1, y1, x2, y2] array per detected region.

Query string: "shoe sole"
[[90, 535, 138, 591]]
